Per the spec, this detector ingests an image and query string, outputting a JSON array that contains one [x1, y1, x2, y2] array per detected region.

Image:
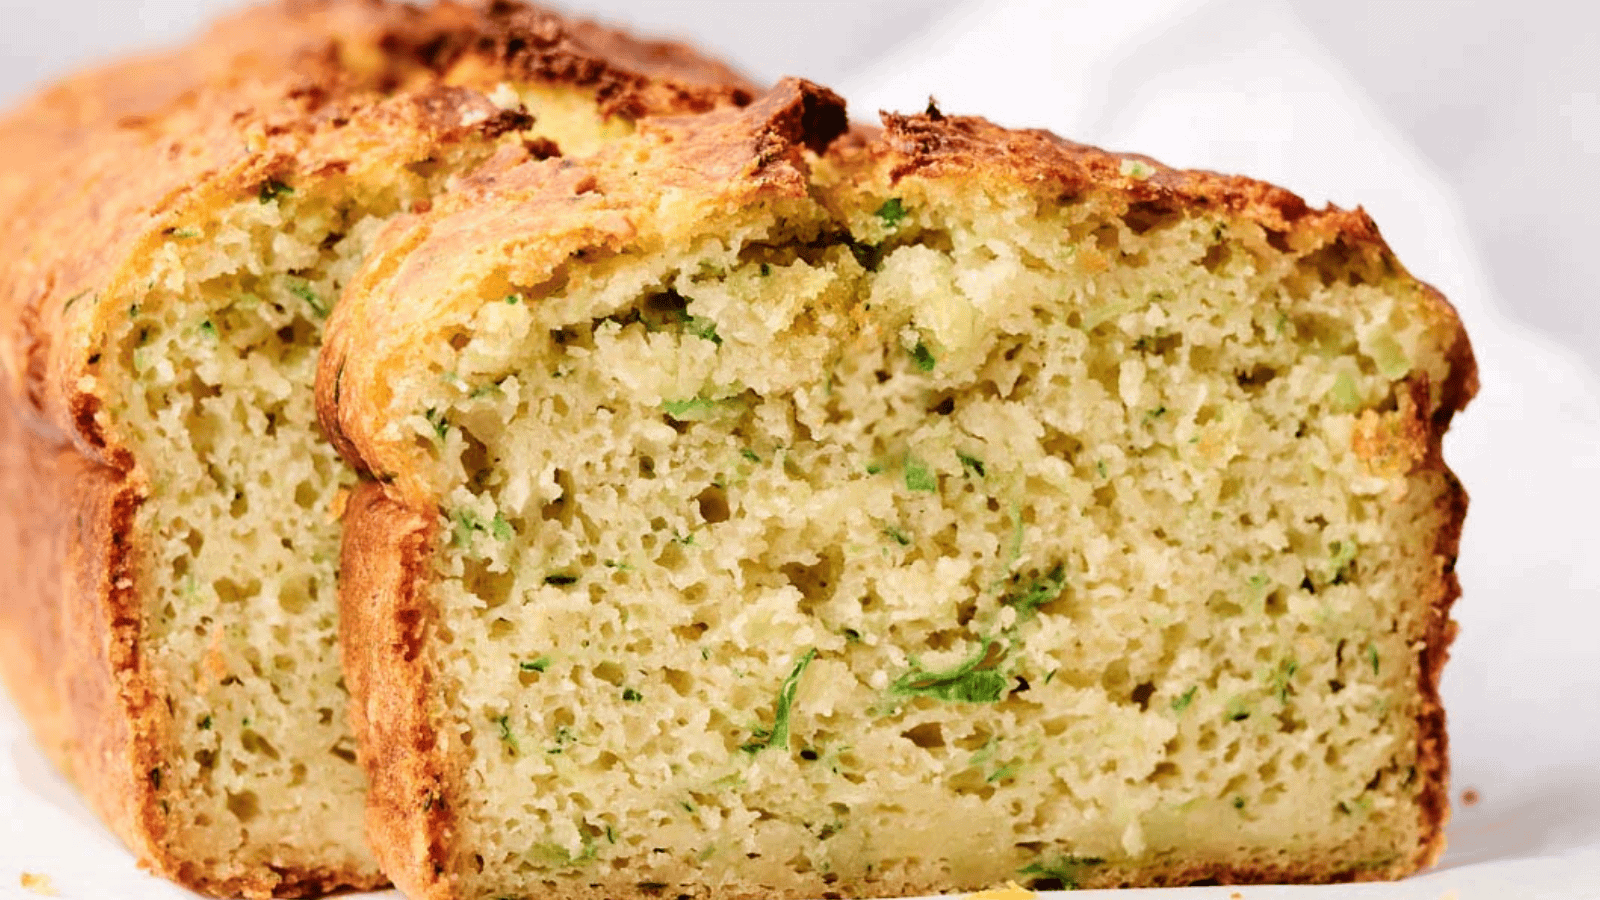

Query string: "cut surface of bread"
[[0, 2, 750, 895], [322, 80, 1475, 899]]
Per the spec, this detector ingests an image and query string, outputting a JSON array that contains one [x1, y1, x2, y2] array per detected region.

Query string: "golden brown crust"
[[351, 0, 755, 117], [339, 484, 457, 900], [0, 395, 163, 872], [0, 1, 753, 895], [1409, 337, 1478, 869], [1343, 376, 1467, 874], [868, 106, 1326, 229]]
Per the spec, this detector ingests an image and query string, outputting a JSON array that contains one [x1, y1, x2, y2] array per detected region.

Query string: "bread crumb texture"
[[0, 1, 752, 893], [104, 93, 647, 888], [120, 182, 412, 880], [329, 82, 1471, 898]]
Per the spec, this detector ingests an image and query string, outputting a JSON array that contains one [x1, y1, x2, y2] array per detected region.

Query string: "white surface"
[[3, 1, 1600, 899]]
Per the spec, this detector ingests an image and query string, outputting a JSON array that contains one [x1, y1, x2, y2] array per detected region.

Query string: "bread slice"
[[328, 78, 1484, 896], [0, 2, 750, 895], [320, 78, 1476, 898]]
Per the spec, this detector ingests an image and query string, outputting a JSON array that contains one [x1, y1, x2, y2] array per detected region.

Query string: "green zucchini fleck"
[[496, 715, 519, 754], [957, 452, 986, 478], [257, 178, 293, 204], [890, 641, 1008, 704], [1002, 565, 1066, 618], [1018, 855, 1104, 889], [903, 457, 938, 493], [1171, 686, 1197, 713], [287, 281, 327, 318], [874, 197, 908, 228], [741, 648, 817, 754]]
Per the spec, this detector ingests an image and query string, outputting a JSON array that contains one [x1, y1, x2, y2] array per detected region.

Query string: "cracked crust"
[[0, 1, 752, 895]]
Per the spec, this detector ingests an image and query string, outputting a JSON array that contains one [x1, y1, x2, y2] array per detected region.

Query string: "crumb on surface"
[[20, 872, 56, 896], [965, 881, 1035, 900], [1461, 788, 1480, 807]]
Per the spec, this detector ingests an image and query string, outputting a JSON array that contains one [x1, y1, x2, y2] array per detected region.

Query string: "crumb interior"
[[92, 85, 632, 883], [414, 172, 1457, 894]]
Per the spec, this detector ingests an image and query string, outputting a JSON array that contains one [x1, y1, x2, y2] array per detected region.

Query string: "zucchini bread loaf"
[[0, 1, 749, 895], [320, 79, 1476, 898]]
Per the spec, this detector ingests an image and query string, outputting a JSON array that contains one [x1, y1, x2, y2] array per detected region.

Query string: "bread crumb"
[[1231, 893, 1244, 899], [20, 872, 56, 895], [1439, 890, 1459, 900], [1461, 788, 1480, 807], [965, 881, 1035, 900]]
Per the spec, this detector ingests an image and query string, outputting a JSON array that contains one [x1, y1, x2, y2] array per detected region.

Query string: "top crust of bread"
[[319, 78, 1476, 895], [0, 3, 752, 896]]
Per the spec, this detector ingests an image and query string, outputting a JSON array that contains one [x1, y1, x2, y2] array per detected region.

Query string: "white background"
[[1, 2, 1598, 899]]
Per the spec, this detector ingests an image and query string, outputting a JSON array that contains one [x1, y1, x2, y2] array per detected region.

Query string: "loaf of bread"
[[0, 2, 750, 896], [320, 79, 1476, 899]]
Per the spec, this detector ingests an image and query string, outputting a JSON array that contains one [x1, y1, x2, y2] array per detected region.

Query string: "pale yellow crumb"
[[20, 872, 56, 896], [1438, 890, 1459, 900], [364, 84, 1467, 898], [965, 881, 1035, 900]]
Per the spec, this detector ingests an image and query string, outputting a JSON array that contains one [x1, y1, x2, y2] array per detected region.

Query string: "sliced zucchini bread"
[[321, 79, 1475, 899]]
